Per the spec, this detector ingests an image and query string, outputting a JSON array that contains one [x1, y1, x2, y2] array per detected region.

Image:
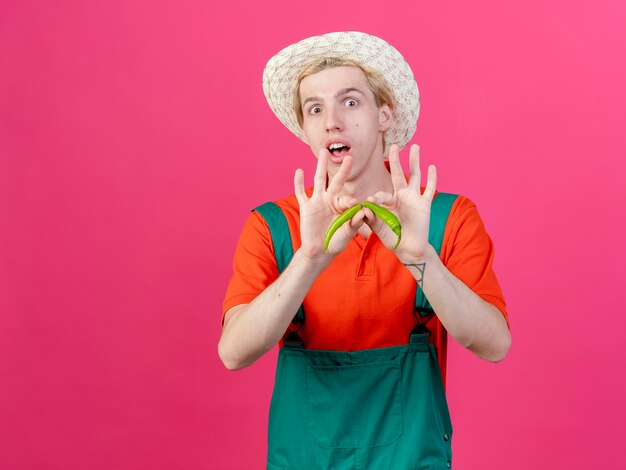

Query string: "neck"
[[329, 158, 393, 204]]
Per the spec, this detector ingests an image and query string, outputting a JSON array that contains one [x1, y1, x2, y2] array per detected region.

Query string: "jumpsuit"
[[255, 193, 458, 470]]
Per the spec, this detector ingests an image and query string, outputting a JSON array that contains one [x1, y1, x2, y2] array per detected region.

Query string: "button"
[[447, 462, 451, 468], [443, 433, 449, 441]]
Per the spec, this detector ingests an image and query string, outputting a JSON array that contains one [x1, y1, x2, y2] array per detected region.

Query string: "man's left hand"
[[364, 144, 437, 264]]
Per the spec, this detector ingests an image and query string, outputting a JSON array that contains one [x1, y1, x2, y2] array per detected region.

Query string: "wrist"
[[399, 243, 438, 266], [294, 247, 333, 272], [401, 245, 438, 291]]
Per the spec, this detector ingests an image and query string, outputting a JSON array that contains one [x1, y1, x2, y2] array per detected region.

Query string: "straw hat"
[[262, 31, 419, 156]]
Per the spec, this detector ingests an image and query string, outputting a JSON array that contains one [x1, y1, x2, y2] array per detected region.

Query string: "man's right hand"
[[294, 150, 365, 261], [220, 151, 362, 370]]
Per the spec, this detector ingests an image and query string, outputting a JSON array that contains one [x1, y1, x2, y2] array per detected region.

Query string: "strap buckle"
[[283, 320, 305, 349], [410, 307, 435, 336], [284, 331, 304, 349]]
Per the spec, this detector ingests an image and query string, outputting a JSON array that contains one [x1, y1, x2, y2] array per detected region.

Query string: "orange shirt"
[[222, 192, 508, 380]]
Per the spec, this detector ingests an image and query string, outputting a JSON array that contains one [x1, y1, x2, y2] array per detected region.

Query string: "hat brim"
[[262, 31, 419, 157]]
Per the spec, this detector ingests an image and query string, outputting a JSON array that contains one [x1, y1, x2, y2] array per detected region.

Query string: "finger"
[[326, 206, 364, 253], [313, 149, 329, 196], [363, 209, 387, 236], [364, 212, 399, 250], [294, 168, 307, 204], [407, 144, 422, 192], [346, 208, 366, 230], [368, 191, 394, 206], [335, 195, 359, 212], [327, 155, 353, 197], [388, 144, 408, 191], [423, 165, 437, 200]]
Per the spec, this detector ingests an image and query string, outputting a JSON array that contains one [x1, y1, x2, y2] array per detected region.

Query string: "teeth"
[[329, 143, 346, 150]]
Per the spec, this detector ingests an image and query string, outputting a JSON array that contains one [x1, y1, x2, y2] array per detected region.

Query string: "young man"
[[219, 31, 510, 469]]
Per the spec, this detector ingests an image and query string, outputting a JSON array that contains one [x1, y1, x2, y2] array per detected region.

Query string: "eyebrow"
[[301, 87, 366, 108]]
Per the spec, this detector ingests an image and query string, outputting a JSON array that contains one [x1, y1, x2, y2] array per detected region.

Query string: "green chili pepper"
[[323, 204, 363, 251], [362, 201, 402, 248]]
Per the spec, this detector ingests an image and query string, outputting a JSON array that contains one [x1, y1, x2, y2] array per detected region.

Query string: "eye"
[[308, 105, 322, 115], [344, 98, 358, 107]]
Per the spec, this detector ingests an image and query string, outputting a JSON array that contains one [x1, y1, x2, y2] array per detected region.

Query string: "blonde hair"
[[293, 58, 396, 128]]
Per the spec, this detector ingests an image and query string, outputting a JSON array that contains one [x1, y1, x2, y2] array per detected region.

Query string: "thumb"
[[344, 208, 366, 234], [364, 209, 397, 247]]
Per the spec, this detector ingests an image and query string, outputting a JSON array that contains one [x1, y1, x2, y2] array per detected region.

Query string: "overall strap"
[[414, 192, 459, 316], [253, 202, 305, 325]]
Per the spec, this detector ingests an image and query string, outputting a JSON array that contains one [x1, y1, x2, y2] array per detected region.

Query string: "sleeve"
[[441, 196, 509, 326], [221, 211, 279, 324]]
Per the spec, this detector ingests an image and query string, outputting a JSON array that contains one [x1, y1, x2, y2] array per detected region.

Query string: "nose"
[[325, 105, 344, 132]]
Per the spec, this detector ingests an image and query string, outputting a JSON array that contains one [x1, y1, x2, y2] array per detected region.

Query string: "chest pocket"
[[306, 359, 403, 448]]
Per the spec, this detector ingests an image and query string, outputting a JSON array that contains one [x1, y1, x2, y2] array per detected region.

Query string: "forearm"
[[218, 250, 330, 370], [404, 245, 511, 362]]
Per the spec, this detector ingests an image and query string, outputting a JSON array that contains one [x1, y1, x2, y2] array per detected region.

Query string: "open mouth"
[[328, 142, 351, 157]]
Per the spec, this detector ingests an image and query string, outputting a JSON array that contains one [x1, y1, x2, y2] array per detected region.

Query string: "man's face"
[[299, 66, 392, 178]]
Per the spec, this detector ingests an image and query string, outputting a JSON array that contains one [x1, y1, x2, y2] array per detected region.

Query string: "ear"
[[378, 105, 393, 131]]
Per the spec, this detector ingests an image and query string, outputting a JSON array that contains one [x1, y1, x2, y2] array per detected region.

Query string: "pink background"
[[1, 0, 625, 468]]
